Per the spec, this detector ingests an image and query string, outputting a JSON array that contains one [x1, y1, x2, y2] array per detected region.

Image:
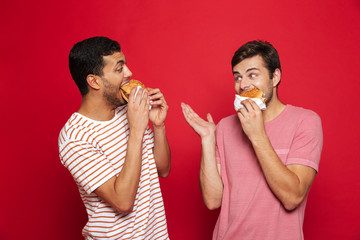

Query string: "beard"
[[265, 89, 273, 105], [263, 81, 274, 105], [101, 77, 124, 107]]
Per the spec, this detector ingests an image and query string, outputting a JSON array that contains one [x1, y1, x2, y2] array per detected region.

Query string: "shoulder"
[[58, 113, 98, 146], [217, 114, 238, 126], [286, 105, 321, 124], [284, 105, 323, 138], [217, 114, 240, 131], [59, 113, 81, 138]]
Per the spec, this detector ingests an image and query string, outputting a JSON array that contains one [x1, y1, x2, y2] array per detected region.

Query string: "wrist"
[[152, 123, 166, 131], [129, 128, 145, 141], [201, 134, 216, 145], [249, 133, 269, 147]]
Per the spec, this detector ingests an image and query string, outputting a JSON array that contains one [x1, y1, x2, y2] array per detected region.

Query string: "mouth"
[[120, 79, 130, 87], [119, 80, 130, 102], [240, 87, 256, 95]]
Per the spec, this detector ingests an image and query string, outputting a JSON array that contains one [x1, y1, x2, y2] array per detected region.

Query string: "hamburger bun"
[[120, 79, 146, 102], [239, 88, 266, 103]]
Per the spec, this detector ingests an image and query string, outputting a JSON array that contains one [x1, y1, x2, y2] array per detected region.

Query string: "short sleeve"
[[287, 111, 323, 172], [59, 139, 116, 194]]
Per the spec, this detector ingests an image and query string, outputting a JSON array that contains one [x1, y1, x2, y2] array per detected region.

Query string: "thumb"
[[207, 113, 214, 123]]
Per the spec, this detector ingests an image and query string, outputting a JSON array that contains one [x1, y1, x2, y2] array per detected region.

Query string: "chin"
[[118, 102, 127, 107], [115, 98, 126, 107]]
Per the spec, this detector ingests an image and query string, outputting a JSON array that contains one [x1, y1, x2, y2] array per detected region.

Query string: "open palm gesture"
[[181, 103, 216, 138]]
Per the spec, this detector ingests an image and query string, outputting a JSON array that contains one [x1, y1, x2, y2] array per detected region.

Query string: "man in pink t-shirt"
[[181, 40, 323, 240]]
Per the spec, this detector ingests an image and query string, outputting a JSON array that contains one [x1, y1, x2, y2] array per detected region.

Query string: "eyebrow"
[[116, 60, 125, 65], [246, 67, 260, 72], [233, 67, 260, 75], [114, 60, 126, 69]]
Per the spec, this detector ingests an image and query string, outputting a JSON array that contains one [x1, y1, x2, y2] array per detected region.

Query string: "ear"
[[86, 74, 101, 90], [272, 69, 281, 87]]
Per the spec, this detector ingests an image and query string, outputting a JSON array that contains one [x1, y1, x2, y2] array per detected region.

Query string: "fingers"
[[237, 99, 262, 122], [237, 99, 252, 120], [181, 103, 210, 128], [181, 103, 198, 125], [130, 87, 149, 107], [150, 98, 166, 107], [181, 103, 200, 122], [147, 88, 161, 98], [183, 103, 199, 119], [181, 103, 192, 122], [238, 99, 260, 114], [128, 86, 138, 103], [146, 87, 159, 95], [181, 102, 200, 128], [148, 88, 167, 107], [181, 103, 216, 138], [240, 99, 256, 112], [237, 108, 246, 120], [143, 91, 150, 110], [207, 113, 214, 124], [127, 88, 150, 134], [181, 103, 192, 124]]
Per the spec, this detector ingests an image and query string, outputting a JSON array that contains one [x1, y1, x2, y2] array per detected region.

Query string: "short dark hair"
[[231, 40, 281, 79], [69, 36, 121, 96]]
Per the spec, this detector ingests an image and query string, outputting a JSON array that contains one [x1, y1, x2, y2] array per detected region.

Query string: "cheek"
[[255, 78, 270, 90], [262, 80, 274, 96], [235, 82, 241, 93]]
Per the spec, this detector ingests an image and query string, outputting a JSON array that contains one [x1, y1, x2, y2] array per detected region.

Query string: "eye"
[[116, 67, 123, 73], [235, 76, 242, 81], [249, 73, 256, 78]]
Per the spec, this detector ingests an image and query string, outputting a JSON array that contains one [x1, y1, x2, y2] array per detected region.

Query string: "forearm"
[[94, 90, 152, 214], [96, 131, 144, 214], [200, 136, 223, 210], [153, 125, 171, 178], [251, 135, 310, 210]]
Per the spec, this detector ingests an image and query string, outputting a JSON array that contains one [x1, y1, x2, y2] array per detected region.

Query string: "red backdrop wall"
[[1, 0, 359, 239]]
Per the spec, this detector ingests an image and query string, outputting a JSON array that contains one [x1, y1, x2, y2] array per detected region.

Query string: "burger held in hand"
[[120, 79, 146, 102], [234, 87, 267, 111]]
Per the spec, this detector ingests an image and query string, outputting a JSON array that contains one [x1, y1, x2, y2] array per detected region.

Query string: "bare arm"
[[238, 100, 316, 211], [94, 88, 150, 214], [148, 88, 171, 177], [200, 136, 223, 210], [152, 125, 171, 178], [181, 103, 223, 210], [251, 134, 316, 210]]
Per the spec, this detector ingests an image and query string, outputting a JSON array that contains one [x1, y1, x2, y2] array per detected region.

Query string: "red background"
[[1, 0, 360, 239]]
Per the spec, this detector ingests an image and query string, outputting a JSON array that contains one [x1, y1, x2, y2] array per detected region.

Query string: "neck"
[[262, 93, 286, 122], [78, 93, 117, 121]]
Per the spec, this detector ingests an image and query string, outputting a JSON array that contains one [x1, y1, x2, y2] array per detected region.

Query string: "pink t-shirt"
[[213, 105, 323, 240]]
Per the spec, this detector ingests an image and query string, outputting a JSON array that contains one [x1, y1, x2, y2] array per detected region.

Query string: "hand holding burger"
[[234, 87, 267, 111], [239, 88, 266, 103], [120, 79, 146, 102]]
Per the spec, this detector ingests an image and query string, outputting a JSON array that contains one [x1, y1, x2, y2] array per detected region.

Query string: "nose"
[[123, 65, 133, 78], [240, 77, 251, 91]]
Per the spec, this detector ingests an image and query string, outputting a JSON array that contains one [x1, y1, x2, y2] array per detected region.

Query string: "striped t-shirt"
[[58, 105, 169, 240]]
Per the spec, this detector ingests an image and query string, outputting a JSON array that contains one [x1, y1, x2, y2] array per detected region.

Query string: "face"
[[100, 51, 132, 107], [232, 55, 275, 104]]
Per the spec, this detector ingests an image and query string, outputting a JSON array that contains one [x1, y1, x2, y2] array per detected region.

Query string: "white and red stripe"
[[58, 105, 169, 239]]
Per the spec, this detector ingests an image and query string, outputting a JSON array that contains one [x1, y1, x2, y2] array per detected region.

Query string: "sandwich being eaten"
[[239, 88, 266, 103], [234, 87, 267, 111], [120, 79, 146, 102]]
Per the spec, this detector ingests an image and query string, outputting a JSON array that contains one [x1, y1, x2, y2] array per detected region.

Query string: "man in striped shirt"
[[58, 36, 171, 239]]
